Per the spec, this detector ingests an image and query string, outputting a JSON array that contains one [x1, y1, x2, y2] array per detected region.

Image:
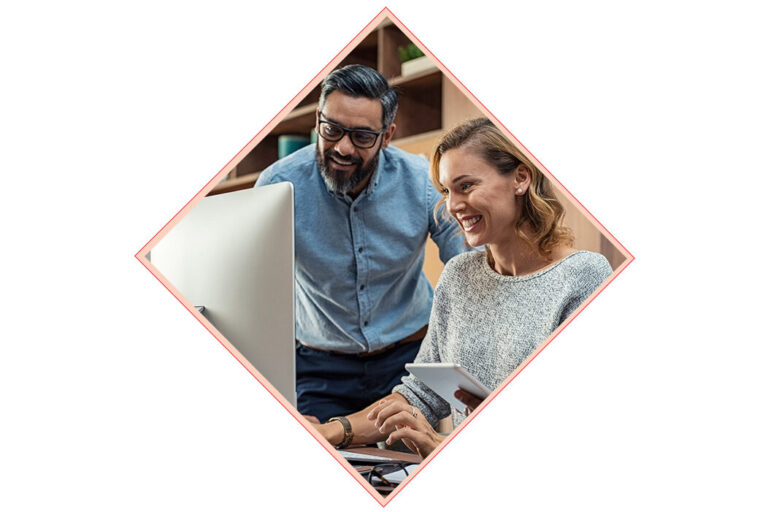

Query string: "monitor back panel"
[[152, 183, 296, 406]]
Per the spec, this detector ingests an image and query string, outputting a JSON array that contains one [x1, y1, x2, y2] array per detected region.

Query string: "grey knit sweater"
[[393, 250, 613, 428]]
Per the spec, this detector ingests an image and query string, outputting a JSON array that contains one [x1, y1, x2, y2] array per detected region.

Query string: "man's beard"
[[316, 145, 379, 196]]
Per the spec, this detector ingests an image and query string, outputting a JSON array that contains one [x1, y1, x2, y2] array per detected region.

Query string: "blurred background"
[[210, 18, 626, 284]]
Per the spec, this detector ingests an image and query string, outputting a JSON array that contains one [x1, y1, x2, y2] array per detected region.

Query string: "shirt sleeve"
[[254, 163, 280, 187], [392, 285, 452, 427], [426, 180, 467, 264]]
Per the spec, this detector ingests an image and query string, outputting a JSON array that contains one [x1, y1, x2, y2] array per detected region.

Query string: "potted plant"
[[398, 44, 433, 77]]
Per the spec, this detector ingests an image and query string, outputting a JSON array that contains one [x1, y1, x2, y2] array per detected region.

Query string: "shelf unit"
[[209, 20, 481, 196], [205, 19, 625, 285]]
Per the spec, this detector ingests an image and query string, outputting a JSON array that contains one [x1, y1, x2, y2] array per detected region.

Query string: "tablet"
[[405, 362, 491, 411]]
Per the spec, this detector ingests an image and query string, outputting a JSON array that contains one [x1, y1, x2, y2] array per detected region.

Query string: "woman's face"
[[438, 147, 528, 248]]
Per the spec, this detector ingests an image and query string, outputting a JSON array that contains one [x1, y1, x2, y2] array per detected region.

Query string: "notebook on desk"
[[338, 447, 421, 465], [337, 450, 400, 465]]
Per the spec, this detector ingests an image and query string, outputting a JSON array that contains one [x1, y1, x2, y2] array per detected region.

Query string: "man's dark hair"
[[318, 64, 398, 128]]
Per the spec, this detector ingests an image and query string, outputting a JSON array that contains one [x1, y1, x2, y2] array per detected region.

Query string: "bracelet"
[[327, 416, 353, 449]]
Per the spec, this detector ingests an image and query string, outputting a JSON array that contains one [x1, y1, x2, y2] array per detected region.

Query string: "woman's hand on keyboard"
[[368, 399, 442, 459]]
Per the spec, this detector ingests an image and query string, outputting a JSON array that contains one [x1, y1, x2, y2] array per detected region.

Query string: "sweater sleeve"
[[392, 284, 452, 427], [559, 253, 613, 324]]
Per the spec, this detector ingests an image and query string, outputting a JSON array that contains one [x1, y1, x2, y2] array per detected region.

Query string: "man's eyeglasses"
[[317, 114, 384, 149]]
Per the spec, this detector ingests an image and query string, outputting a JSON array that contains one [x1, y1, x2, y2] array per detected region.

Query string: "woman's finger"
[[454, 389, 483, 411], [401, 437, 419, 453], [378, 410, 418, 434], [386, 427, 439, 458], [373, 401, 413, 429], [367, 397, 396, 420]]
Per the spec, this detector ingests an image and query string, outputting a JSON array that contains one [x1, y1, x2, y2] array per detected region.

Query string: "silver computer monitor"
[[150, 182, 296, 406]]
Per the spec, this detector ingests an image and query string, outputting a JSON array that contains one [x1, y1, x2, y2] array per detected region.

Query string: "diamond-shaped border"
[[136, 7, 634, 506]]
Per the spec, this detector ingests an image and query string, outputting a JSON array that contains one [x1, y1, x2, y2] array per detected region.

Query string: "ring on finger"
[[411, 406, 418, 418]]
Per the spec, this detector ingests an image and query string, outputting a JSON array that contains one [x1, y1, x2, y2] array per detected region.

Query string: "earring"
[[517, 188, 523, 194]]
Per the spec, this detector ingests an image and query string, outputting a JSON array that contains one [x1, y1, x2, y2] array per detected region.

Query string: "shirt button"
[[358, 247, 363, 253], [360, 284, 365, 291], [364, 321, 369, 326], [353, 206, 358, 212]]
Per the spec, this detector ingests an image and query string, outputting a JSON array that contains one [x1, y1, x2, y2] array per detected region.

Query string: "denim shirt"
[[255, 144, 466, 353]]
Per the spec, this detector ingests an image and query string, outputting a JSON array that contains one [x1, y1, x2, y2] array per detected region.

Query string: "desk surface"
[[342, 446, 421, 495]]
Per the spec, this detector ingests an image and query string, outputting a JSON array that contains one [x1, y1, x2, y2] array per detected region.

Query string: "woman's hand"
[[454, 389, 483, 415], [367, 398, 443, 459]]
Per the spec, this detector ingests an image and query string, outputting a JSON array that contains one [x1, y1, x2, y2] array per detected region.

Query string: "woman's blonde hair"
[[430, 117, 573, 259]]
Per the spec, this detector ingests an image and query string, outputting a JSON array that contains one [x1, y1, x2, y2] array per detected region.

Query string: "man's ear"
[[514, 164, 532, 193], [380, 123, 397, 149]]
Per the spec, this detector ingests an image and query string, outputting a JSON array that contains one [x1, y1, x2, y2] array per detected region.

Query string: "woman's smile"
[[459, 215, 482, 231]]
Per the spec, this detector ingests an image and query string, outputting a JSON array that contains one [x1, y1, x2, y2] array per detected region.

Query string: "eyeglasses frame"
[[316, 113, 386, 149], [362, 462, 410, 487]]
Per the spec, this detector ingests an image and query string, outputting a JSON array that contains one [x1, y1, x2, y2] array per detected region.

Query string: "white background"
[[2, 1, 766, 510]]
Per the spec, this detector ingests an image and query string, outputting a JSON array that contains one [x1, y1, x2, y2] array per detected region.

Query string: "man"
[[255, 64, 465, 425]]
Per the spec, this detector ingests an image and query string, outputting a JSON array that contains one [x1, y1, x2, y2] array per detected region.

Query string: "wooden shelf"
[[283, 103, 317, 122], [210, 172, 261, 196], [270, 104, 317, 136], [390, 129, 442, 158], [214, 22, 472, 197], [389, 67, 440, 88]]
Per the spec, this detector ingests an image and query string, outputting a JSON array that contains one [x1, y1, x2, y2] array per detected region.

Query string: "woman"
[[317, 118, 612, 458]]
